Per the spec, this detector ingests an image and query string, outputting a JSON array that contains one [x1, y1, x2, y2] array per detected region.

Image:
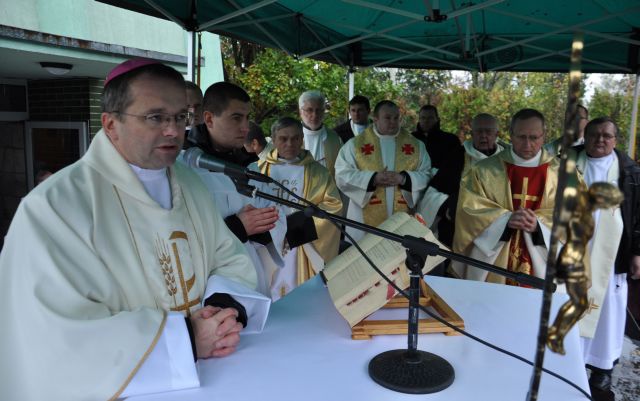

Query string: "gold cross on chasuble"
[[505, 162, 549, 286], [506, 163, 548, 211]]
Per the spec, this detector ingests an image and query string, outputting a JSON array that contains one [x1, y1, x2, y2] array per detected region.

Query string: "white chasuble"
[[335, 127, 431, 243], [0, 131, 260, 401], [576, 151, 624, 343]]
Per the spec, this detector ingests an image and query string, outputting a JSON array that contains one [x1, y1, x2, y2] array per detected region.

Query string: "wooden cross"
[[513, 177, 539, 208]]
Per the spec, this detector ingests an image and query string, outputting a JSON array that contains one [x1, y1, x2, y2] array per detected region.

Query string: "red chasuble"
[[505, 163, 548, 285]]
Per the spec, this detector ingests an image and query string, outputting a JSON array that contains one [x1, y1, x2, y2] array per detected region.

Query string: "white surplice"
[[0, 131, 269, 401], [179, 154, 288, 297], [335, 127, 432, 243], [577, 150, 626, 367]]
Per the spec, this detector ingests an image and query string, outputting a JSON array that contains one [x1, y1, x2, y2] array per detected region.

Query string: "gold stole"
[[353, 128, 419, 227]]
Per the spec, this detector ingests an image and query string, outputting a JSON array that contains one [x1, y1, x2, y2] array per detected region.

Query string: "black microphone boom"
[[182, 147, 272, 183]]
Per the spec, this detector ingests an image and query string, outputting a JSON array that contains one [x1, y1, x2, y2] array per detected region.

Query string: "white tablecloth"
[[127, 275, 589, 401]]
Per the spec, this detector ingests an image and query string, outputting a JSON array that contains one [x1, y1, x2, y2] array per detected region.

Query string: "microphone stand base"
[[368, 349, 454, 394]]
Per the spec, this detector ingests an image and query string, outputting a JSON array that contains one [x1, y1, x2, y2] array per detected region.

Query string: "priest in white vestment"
[[251, 117, 342, 300], [574, 117, 640, 393], [453, 109, 574, 285], [335, 100, 432, 243], [298, 90, 343, 178], [181, 82, 287, 296], [0, 60, 269, 401]]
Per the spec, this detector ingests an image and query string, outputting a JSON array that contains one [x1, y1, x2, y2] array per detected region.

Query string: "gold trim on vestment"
[[258, 149, 342, 287], [109, 311, 168, 401], [353, 127, 419, 227], [453, 149, 560, 284], [114, 185, 161, 308]]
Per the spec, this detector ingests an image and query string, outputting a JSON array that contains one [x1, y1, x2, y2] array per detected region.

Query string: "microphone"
[[182, 147, 273, 183]]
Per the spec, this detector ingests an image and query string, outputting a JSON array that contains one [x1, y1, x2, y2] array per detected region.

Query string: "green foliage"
[[220, 37, 638, 158]]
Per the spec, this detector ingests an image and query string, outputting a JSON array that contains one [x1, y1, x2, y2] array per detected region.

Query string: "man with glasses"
[[0, 59, 269, 401], [574, 117, 640, 398], [298, 90, 343, 178], [419, 113, 505, 252], [453, 109, 569, 285]]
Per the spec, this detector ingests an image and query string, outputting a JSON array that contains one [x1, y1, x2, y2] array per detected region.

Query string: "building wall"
[[0, 122, 26, 248], [0, 0, 225, 83], [28, 78, 103, 134], [0, 0, 226, 245]]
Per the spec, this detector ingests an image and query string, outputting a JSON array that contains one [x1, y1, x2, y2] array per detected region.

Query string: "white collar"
[[373, 124, 399, 139], [302, 125, 326, 136], [510, 148, 542, 166]]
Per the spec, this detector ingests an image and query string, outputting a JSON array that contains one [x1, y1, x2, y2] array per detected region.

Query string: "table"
[[128, 275, 590, 401]]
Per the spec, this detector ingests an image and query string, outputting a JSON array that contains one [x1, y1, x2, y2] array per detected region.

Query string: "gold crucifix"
[[513, 177, 539, 209]]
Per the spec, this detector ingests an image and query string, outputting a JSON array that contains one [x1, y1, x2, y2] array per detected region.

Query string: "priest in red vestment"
[[452, 109, 573, 285]]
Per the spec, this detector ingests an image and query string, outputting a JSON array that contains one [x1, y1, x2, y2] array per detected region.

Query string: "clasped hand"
[[507, 207, 538, 233], [374, 167, 404, 187], [190, 306, 243, 359]]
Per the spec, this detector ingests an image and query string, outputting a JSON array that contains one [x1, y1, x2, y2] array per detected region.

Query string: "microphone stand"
[[233, 178, 553, 394]]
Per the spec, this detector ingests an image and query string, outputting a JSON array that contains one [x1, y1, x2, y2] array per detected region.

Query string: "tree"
[[220, 38, 403, 133], [588, 74, 639, 155]]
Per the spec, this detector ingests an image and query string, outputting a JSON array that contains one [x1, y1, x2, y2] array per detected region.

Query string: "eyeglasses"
[[112, 111, 193, 129]]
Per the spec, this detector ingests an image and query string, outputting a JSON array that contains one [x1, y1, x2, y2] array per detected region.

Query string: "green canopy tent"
[[96, 0, 640, 156]]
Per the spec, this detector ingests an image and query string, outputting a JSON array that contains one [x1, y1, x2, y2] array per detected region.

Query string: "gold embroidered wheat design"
[[155, 236, 177, 303]]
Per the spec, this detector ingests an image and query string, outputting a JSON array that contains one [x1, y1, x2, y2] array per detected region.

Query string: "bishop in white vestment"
[[0, 61, 269, 401]]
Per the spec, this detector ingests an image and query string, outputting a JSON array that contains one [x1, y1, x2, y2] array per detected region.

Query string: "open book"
[[322, 212, 448, 327]]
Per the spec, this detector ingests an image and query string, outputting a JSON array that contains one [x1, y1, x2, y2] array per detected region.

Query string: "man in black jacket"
[[410, 105, 462, 170], [333, 95, 371, 143]]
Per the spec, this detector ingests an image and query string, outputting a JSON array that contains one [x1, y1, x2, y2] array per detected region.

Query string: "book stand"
[[351, 280, 465, 340]]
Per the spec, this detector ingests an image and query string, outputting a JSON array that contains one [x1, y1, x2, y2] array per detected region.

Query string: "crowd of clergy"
[[184, 81, 638, 399], [0, 59, 637, 401]]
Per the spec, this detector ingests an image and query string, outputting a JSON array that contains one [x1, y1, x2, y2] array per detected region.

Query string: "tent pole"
[[628, 73, 639, 160], [187, 31, 195, 81], [348, 69, 355, 103]]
